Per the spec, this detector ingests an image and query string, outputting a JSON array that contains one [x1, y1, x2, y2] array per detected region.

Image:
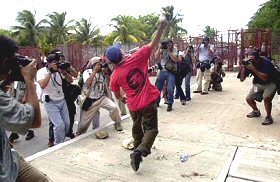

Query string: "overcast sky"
[[1, 0, 268, 37]]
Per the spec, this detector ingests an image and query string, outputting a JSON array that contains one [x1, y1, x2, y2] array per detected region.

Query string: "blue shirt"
[[252, 58, 274, 85], [0, 88, 34, 181]]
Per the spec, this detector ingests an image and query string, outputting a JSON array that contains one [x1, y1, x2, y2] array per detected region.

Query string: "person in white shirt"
[[193, 36, 214, 95], [37, 52, 72, 145]]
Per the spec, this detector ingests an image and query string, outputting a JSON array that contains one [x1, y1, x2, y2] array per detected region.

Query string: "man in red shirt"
[[106, 20, 167, 172]]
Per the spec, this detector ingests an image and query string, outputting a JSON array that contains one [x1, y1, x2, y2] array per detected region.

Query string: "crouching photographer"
[[37, 49, 72, 145], [238, 51, 277, 125], [209, 56, 225, 91]]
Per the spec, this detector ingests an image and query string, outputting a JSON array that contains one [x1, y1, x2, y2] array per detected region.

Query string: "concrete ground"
[[27, 72, 280, 182]]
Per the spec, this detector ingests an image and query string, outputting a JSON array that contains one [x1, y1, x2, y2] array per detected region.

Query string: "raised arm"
[[148, 20, 167, 50], [22, 60, 41, 128]]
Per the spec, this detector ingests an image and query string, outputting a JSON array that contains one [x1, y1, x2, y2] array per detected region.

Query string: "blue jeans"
[[155, 70, 176, 105], [44, 99, 70, 145], [184, 69, 192, 99]]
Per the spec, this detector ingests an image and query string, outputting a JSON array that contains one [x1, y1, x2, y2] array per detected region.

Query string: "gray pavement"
[[22, 73, 280, 181]]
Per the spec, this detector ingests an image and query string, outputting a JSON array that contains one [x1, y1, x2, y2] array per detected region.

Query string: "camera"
[[57, 61, 70, 70], [242, 60, 252, 66], [53, 51, 64, 62], [101, 62, 108, 69], [161, 40, 169, 50], [9, 55, 32, 81], [148, 63, 162, 73]]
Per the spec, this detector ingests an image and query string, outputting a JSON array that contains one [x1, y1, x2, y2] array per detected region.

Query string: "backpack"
[[270, 63, 280, 94]]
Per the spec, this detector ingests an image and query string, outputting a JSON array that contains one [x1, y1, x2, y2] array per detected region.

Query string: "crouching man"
[[239, 51, 276, 125], [76, 57, 123, 135]]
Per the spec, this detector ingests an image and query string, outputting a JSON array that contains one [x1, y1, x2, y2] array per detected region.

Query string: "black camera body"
[[57, 62, 70, 70], [242, 60, 252, 66], [161, 40, 169, 50], [9, 55, 32, 81], [101, 62, 108, 69]]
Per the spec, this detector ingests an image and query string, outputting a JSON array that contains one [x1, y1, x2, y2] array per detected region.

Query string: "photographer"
[[239, 51, 276, 125], [0, 36, 49, 181], [48, 49, 80, 140], [155, 38, 180, 111], [209, 56, 225, 91], [194, 36, 213, 95], [76, 57, 123, 135], [37, 50, 71, 145]]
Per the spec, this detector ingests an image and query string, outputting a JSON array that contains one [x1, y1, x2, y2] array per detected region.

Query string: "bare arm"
[[168, 50, 180, 62], [148, 20, 167, 50], [67, 66, 78, 78], [246, 64, 269, 81], [60, 70, 73, 83], [21, 60, 41, 128], [38, 72, 51, 89], [155, 46, 161, 61], [113, 91, 126, 104]]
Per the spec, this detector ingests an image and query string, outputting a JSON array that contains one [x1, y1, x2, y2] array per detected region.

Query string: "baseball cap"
[[105, 43, 122, 64], [86, 56, 102, 69], [46, 54, 57, 62]]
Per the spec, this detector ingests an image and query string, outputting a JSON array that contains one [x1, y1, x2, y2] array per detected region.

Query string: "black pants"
[[175, 72, 188, 101]]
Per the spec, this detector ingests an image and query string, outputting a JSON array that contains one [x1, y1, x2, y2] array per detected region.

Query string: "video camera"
[[9, 55, 32, 82]]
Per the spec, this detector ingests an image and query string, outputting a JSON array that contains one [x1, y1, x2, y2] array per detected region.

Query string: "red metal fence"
[[18, 29, 280, 73]]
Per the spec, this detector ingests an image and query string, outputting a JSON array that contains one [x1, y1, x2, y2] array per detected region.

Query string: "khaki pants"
[[130, 100, 158, 157], [17, 155, 50, 182], [196, 68, 211, 92], [77, 96, 122, 135]]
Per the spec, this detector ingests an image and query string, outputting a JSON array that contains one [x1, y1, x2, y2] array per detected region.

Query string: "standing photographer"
[[155, 38, 180, 111], [0, 36, 49, 181], [37, 51, 72, 145], [194, 36, 213, 95], [239, 51, 276, 125]]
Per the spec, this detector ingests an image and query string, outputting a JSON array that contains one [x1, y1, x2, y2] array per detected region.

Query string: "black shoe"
[[25, 130, 34, 141], [130, 150, 142, 172], [9, 133, 19, 143], [262, 116, 273, 125], [67, 133, 76, 139], [174, 95, 179, 99], [186, 97, 191, 101], [166, 105, 172, 112]]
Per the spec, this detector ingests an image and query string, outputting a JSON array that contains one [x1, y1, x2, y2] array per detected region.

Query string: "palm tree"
[[12, 10, 45, 46], [43, 12, 74, 45], [161, 5, 187, 38], [105, 15, 146, 44], [73, 18, 103, 46]]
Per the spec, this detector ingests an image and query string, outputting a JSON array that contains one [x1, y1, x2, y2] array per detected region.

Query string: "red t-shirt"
[[110, 45, 160, 112]]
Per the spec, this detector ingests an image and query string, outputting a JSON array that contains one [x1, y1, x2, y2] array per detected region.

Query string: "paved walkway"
[[27, 72, 280, 182]]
